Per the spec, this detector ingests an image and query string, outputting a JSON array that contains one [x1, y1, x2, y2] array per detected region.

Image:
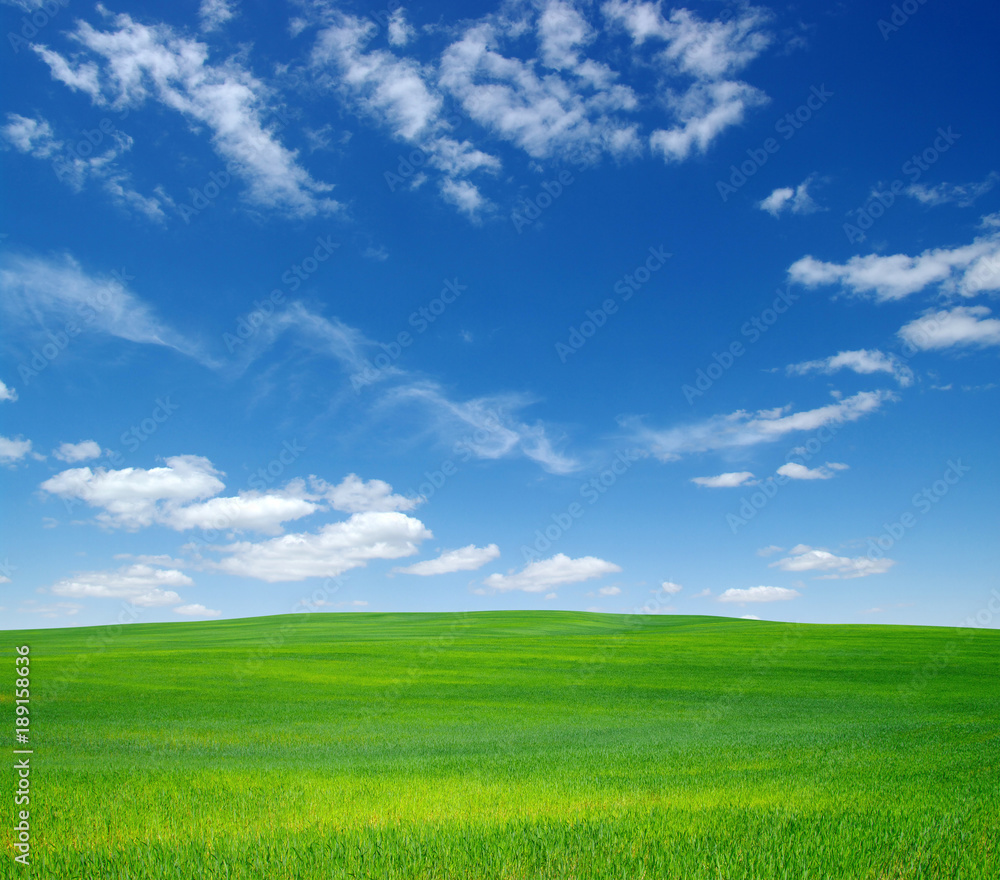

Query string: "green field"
[[2, 611, 998, 878]]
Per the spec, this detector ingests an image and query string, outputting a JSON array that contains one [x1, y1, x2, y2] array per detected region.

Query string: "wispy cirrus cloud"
[[786, 349, 913, 387], [625, 390, 895, 462]]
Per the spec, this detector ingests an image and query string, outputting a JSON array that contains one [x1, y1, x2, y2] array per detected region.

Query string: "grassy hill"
[[2, 611, 997, 878]]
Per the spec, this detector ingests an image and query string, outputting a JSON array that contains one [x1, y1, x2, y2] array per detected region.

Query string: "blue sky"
[[1, 0, 998, 630]]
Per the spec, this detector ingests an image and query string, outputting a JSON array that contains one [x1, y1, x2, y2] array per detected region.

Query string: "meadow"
[[2, 610, 997, 878]]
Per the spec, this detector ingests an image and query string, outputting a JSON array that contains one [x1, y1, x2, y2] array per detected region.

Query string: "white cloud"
[[759, 177, 820, 217], [203, 511, 432, 582], [483, 553, 621, 593], [386, 382, 579, 474], [394, 543, 500, 575], [309, 12, 499, 213], [718, 585, 800, 603], [1, 113, 59, 157], [769, 544, 894, 579], [906, 172, 998, 207], [756, 545, 783, 557], [53, 440, 102, 463], [659, 580, 683, 594], [199, 0, 237, 33], [0, 380, 17, 402], [0, 435, 34, 464], [174, 603, 221, 617], [36, 11, 337, 218], [691, 471, 756, 488], [40, 455, 227, 530], [0, 252, 209, 364], [693, 588, 711, 597], [387, 8, 415, 47], [49, 564, 192, 606], [899, 306, 1000, 351], [740, 614, 761, 620], [313, 473, 418, 513], [603, 3, 772, 162], [41, 456, 337, 535], [603, 2, 772, 77], [788, 226, 1000, 301], [786, 349, 913, 387], [2, 112, 165, 220], [439, 21, 640, 165], [598, 585, 621, 596], [627, 390, 895, 462], [649, 80, 766, 162], [776, 461, 849, 481], [439, 178, 491, 219], [162, 490, 320, 535]]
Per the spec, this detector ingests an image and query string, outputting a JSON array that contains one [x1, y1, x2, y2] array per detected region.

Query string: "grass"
[[2, 610, 997, 878]]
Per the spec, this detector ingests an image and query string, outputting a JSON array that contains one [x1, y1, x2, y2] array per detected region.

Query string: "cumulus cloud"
[[53, 440, 102, 463], [439, 19, 639, 165], [483, 553, 621, 593], [598, 585, 621, 596], [49, 563, 192, 606], [659, 581, 683, 594], [198, 0, 237, 33], [604, 2, 772, 162], [786, 349, 913, 387], [38, 457, 431, 537], [898, 306, 1000, 350], [769, 544, 894, 579], [788, 224, 1000, 300], [174, 603, 221, 617], [691, 471, 756, 488], [40, 455, 228, 530], [756, 545, 783, 557], [202, 511, 432, 582], [394, 543, 500, 575], [35, 11, 337, 218], [776, 461, 849, 480], [626, 390, 895, 462], [759, 177, 820, 217], [718, 585, 800, 603], [0, 435, 34, 464], [0, 380, 17, 402], [313, 473, 419, 513], [387, 8, 415, 47]]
